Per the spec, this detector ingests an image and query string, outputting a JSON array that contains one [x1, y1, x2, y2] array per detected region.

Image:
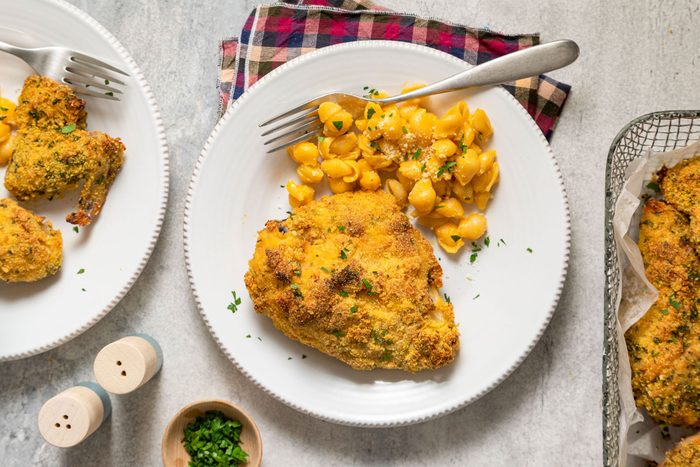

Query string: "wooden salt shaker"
[[93, 334, 163, 395], [37, 382, 111, 448]]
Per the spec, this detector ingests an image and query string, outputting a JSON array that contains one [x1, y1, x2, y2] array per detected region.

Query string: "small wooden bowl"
[[162, 400, 262, 467]]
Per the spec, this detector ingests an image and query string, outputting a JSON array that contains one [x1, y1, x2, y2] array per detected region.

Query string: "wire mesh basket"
[[603, 110, 700, 466]]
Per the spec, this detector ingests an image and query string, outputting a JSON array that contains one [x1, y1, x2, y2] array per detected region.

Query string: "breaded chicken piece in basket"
[[626, 199, 700, 427], [660, 156, 700, 246], [0, 198, 62, 282], [4, 76, 124, 226], [661, 432, 700, 467], [244, 191, 459, 372]]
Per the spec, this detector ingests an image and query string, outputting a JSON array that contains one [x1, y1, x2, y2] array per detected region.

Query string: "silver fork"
[[260, 39, 579, 153], [0, 40, 129, 101]]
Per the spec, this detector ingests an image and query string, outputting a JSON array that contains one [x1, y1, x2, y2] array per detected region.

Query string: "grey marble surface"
[[1, 0, 699, 466]]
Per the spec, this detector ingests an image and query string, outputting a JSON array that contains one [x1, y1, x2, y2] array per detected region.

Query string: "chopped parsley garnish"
[[290, 284, 302, 298], [526, 247, 533, 253], [285, 210, 294, 218], [350, 304, 358, 313], [380, 349, 393, 362], [484, 236, 490, 247], [450, 235, 461, 242], [443, 293, 451, 304], [498, 238, 507, 247], [246, 334, 251, 338], [293, 269, 301, 276], [331, 330, 346, 338], [105, 91, 114, 97], [434, 205, 445, 209], [320, 266, 331, 273], [436, 161, 456, 177], [332, 120, 343, 131], [61, 123, 77, 134], [288, 357, 293, 360], [412, 148, 422, 160], [362, 278, 373, 291], [661, 308, 670, 315], [77, 268, 85, 274], [669, 294, 681, 309], [370, 141, 382, 152], [81, 288, 86, 292], [459, 137, 467, 153], [339, 290, 349, 297], [339, 248, 348, 259], [0, 106, 8, 111], [471, 242, 482, 252], [646, 181, 660, 192], [402, 126, 408, 134], [420, 163, 426, 172], [363, 86, 369, 90], [367, 108, 376, 119], [302, 354, 307, 359], [469, 253, 478, 263], [652, 337, 661, 344], [257, 337, 262, 341], [73, 226, 79, 233], [182, 411, 248, 466], [0, 116, 5, 121], [337, 225, 345, 232], [473, 294, 480, 300], [227, 291, 242, 313]]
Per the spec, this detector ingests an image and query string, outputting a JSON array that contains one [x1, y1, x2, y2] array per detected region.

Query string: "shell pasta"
[[284, 85, 499, 253]]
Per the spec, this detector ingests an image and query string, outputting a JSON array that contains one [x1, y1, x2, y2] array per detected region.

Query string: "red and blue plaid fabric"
[[218, 0, 572, 139]]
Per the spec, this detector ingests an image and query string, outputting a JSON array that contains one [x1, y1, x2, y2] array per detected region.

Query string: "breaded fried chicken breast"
[[0, 198, 62, 282], [660, 156, 700, 246], [626, 199, 700, 427], [661, 432, 700, 467], [244, 191, 459, 372], [4, 76, 124, 226]]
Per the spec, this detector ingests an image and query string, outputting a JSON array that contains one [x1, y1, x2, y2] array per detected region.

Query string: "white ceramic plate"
[[0, 0, 168, 361], [185, 41, 569, 426]]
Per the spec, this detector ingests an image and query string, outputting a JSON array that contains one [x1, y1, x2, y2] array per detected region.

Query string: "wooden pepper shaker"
[[93, 334, 163, 394], [37, 382, 111, 448]]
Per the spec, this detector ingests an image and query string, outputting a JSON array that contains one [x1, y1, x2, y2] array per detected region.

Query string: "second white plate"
[[185, 41, 569, 426]]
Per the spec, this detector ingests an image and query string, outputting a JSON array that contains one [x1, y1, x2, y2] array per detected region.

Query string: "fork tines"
[[63, 53, 129, 101], [261, 104, 321, 153]]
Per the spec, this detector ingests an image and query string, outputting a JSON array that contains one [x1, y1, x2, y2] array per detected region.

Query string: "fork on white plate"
[[0, 40, 129, 101], [259, 39, 579, 153]]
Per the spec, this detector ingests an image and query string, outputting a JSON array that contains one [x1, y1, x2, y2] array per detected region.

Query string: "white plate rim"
[[184, 40, 570, 427], [0, 0, 170, 361]]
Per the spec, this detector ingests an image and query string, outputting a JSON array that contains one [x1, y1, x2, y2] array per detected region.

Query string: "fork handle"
[[378, 40, 579, 104], [0, 40, 35, 70]]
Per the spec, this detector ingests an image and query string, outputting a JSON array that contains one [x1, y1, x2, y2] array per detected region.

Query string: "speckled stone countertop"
[[1, 1, 699, 465]]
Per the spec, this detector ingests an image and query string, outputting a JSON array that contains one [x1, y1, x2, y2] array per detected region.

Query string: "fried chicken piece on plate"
[[13, 75, 86, 131], [245, 191, 459, 372], [3, 76, 124, 226], [0, 198, 62, 283], [4, 127, 124, 226]]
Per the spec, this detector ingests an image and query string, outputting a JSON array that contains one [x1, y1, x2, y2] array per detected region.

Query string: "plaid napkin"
[[218, 0, 571, 139]]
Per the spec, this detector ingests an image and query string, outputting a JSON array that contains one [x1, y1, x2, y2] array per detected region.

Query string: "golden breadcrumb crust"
[[626, 199, 700, 427], [660, 157, 700, 247], [661, 433, 700, 467], [13, 75, 87, 131], [4, 76, 124, 226], [244, 191, 459, 372], [0, 198, 62, 282]]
